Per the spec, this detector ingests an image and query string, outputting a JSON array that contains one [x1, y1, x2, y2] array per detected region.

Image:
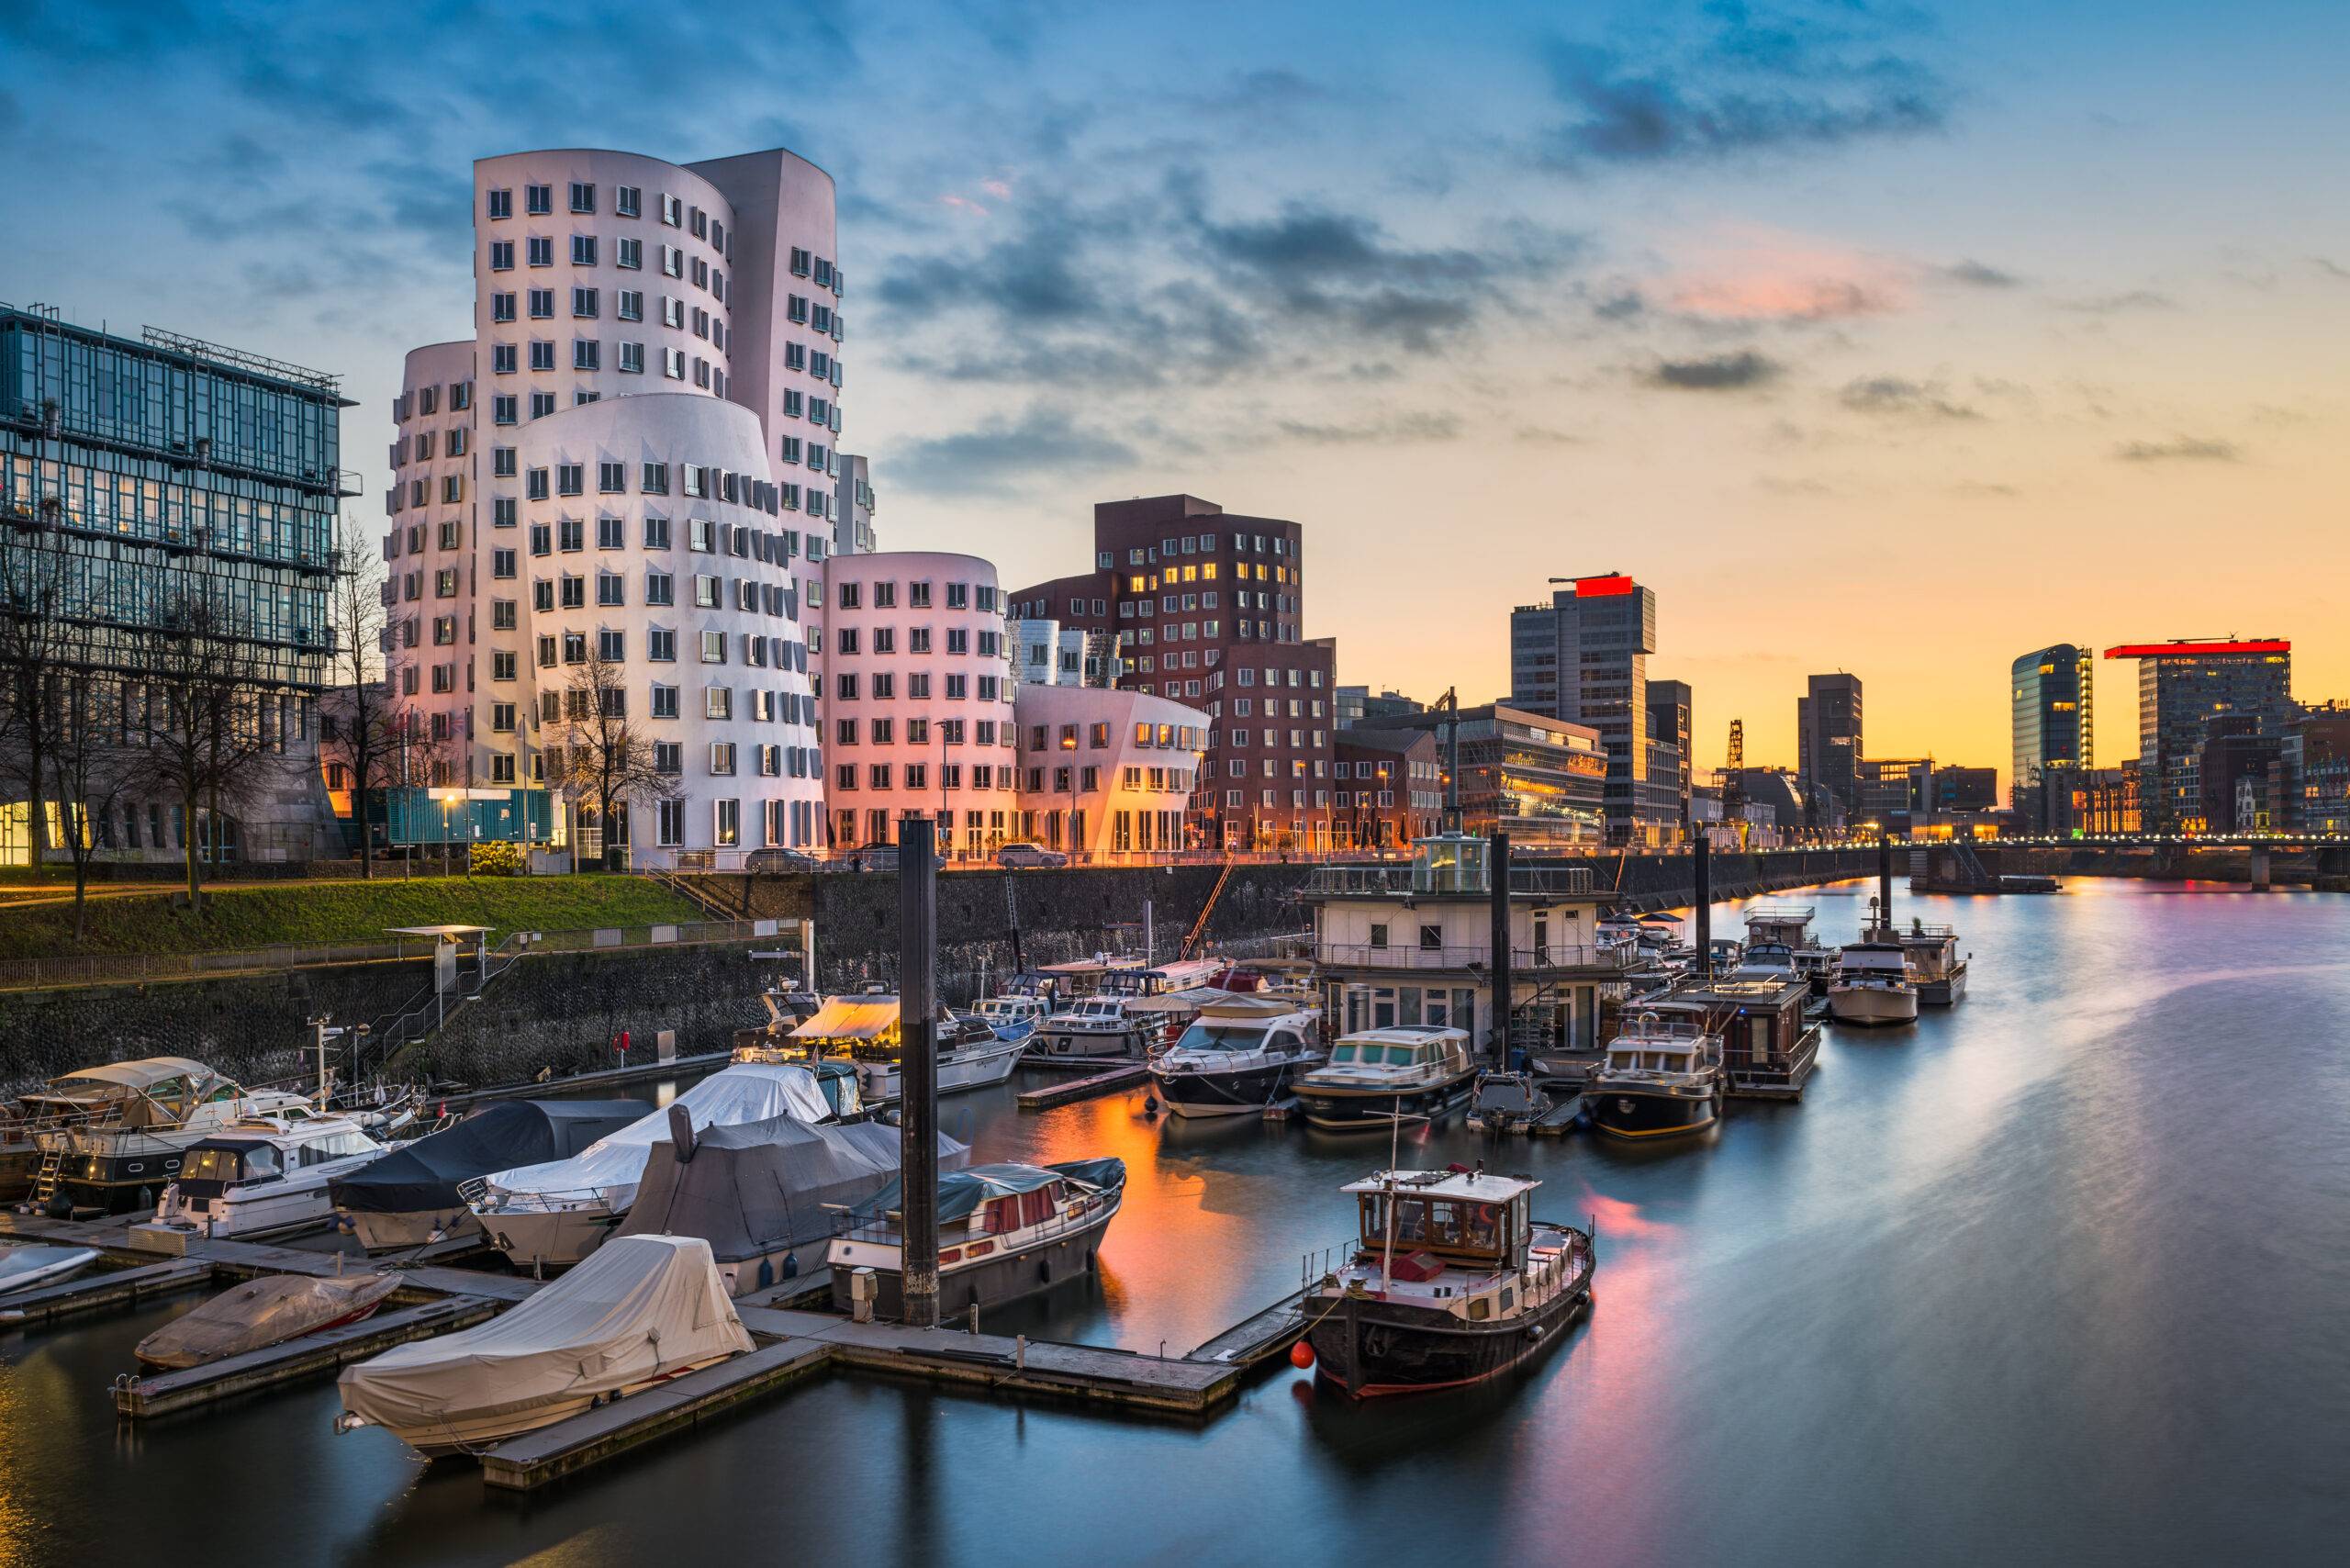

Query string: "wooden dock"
[[113, 1295, 499, 1417], [1530, 1092, 1587, 1137], [1185, 1287, 1311, 1370], [1017, 1064, 1148, 1110]]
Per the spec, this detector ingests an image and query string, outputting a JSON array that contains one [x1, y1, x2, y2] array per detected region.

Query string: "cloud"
[[2314, 257, 2350, 281], [889, 405, 1138, 497], [1650, 351, 1780, 390], [1271, 412, 1463, 445], [1942, 259, 2020, 287], [2057, 290, 2174, 313], [1838, 375, 1982, 420], [1592, 289, 1647, 320], [1536, 5, 1953, 170], [1644, 222, 1910, 322], [1514, 425, 1585, 445], [2114, 436, 2240, 463]]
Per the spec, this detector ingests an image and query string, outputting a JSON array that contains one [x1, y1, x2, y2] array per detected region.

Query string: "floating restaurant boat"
[[0, 1243, 98, 1296], [153, 1113, 391, 1239], [330, 1099, 645, 1253], [464, 1063, 834, 1271], [1292, 1025, 1478, 1131], [1827, 943, 1921, 1026], [1147, 995, 1325, 1117], [335, 1234, 754, 1456], [1302, 1167, 1595, 1397], [778, 993, 1027, 1103], [135, 1272, 402, 1369], [614, 1107, 968, 1295], [827, 1158, 1125, 1320], [11, 1058, 315, 1215], [1587, 1011, 1726, 1139]]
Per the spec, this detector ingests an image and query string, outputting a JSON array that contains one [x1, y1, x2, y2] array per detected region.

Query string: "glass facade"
[[2010, 644, 2092, 832], [2107, 641, 2293, 833]]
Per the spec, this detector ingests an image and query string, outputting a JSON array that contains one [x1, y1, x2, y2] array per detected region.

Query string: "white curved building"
[[818, 552, 1016, 857], [1011, 685, 1211, 861], [384, 145, 858, 859]]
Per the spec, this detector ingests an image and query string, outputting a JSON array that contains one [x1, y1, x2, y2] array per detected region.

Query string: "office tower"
[[1646, 678, 1693, 837], [2103, 639, 2292, 832], [1797, 673, 1863, 827], [2011, 644, 2092, 832], [1507, 573, 1662, 844]]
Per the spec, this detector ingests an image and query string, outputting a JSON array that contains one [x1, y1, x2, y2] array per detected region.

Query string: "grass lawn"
[[0, 874, 707, 959]]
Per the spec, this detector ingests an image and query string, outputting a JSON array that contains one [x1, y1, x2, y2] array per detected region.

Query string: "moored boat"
[[1587, 1012, 1725, 1139], [136, 1272, 402, 1369], [1026, 994, 1159, 1065], [14, 1058, 314, 1215], [0, 1243, 99, 1296], [154, 1113, 390, 1239], [1828, 943, 1920, 1025], [1147, 996, 1324, 1118], [781, 993, 1027, 1103], [827, 1158, 1125, 1320], [1466, 1071, 1554, 1135], [1303, 1166, 1595, 1397], [1292, 1025, 1477, 1131], [330, 1099, 644, 1253]]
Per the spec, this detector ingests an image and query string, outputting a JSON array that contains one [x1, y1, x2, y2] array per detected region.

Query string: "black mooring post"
[[1877, 828, 1894, 936], [899, 814, 941, 1328], [1694, 832, 1712, 979], [1488, 831, 1512, 1070]]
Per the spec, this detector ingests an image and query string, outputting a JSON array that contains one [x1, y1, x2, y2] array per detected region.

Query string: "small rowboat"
[[135, 1272, 402, 1370], [0, 1244, 98, 1296]]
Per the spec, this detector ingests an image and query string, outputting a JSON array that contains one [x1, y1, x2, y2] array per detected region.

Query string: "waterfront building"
[[2198, 715, 2282, 833], [1855, 757, 1932, 834], [1646, 678, 1693, 839], [2283, 703, 2350, 834], [386, 146, 851, 860], [1932, 767, 1999, 813], [1379, 702, 1606, 847], [1331, 726, 1443, 852], [0, 302, 346, 866], [2067, 762, 2143, 835], [1336, 686, 1426, 727], [1797, 673, 1863, 827], [2103, 639, 2292, 833], [2010, 644, 2093, 833], [1008, 493, 1334, 855], [1508, 572, 1673, 844], [1011, 684, 1208, 860]]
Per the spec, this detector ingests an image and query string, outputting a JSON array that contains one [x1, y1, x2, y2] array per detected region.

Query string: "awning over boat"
[[477, 1064, 832, 1212], [54, 1057, 214, 1091], [616, 1114, 969, 1261], [330, 1100, 644, 1215], [789, 997, 901, 1043], [1120, 987, 1262, 1014], [856, 1157, 1126, 1225], [337, 1235, 753, 1435]]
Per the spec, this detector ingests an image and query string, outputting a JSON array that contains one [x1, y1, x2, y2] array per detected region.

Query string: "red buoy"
[[1289, 1339, 1315, 1370]]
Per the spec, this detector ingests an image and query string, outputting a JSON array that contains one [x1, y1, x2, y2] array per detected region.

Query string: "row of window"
[[832, 579, 997, 613], [832, 762, 1009, 793], [832, 671, 1007, 703], [833, 626, 999, 657], [487, 234, 725, 302]]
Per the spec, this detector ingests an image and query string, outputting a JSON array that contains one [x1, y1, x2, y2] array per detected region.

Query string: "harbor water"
[[3, 879, 2344, 1566]]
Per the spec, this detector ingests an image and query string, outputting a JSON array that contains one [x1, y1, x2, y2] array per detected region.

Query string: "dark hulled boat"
[[826, 1158, 1125, 1320], [1587, 1013, 1726, 1139], [1147, 996, 1324, 1118], [1304, 1167, 1594, 1397]]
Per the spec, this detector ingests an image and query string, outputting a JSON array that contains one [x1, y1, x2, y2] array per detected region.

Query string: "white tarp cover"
[[477, 1063, 832, 1213], [337, 1235, 752, 1437]]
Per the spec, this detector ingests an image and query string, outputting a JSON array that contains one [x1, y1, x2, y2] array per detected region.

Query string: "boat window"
[[178, 1147, 242, 1184], [1462, 1203, 1502, 1251], [1173, 1023, 1267, 1053], [1264, 1032, 1300, 1055], [1330, 1045, 1358, 1064]]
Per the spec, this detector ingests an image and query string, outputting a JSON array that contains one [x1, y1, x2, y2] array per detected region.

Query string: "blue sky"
[[6, 0, 2346, 774]]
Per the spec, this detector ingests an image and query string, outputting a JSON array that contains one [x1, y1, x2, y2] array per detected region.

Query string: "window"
[[528, 236, 554, 267], [526, 183, 553, 215], [487, 187, 512, 220], [706, 686, 733, 720], [710, 743, 737, 776], [573, 339, 599, 371], [571, 235, 598, 266], [648, 627, 677, 661], [492, 291, 517, 323], [598, 461, 626, 496], [616, 185, 642, 218], [493, 649, 518, 679], [529, 341, 555, 372], [492, 547, 517, 578], [617, 288, 643, 321], [489, 240, 514, 271], [701, 629, 727, 663], [493, 343, 519, 375], [642, 462, 670, 495], [493, 394, 518, 425], [573, 286, 599, 318]]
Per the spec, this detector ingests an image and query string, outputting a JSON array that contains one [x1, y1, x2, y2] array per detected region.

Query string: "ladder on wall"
[[1181, 861, 1237, 960]]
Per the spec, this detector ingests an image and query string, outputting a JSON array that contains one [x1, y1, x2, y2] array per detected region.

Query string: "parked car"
[[995, 842, 1068, 869], [744, 847, 825, 873]]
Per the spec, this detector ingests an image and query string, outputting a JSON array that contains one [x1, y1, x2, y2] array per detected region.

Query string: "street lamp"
[[440, 790, 464, 879], [1060, 728, 1079, 863]]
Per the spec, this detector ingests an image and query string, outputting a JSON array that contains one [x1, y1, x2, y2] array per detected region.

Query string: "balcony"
[[1303, 862, 1595, 899], [1319, 941, 1631, 974]]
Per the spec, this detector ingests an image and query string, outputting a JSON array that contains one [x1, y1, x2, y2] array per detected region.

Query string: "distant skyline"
[[5, 0, 2344, 783]]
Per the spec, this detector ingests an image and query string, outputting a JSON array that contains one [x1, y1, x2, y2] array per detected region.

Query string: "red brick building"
[[1010, 494, 1336, 853], [1333, 727, 1442, 851]]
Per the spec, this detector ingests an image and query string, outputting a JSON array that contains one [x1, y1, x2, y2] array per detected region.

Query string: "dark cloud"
[[1651, 351, 1781, 390], [1537, 5, 1952, 170], [889, 405, 1138, 497], [1942, 259, 2020, 287], [2313, 257, 2350, 281], [1271, 412, 1463, 445], [1593, 289, 1647, 320], [1839, 375, 1982, 420], [2114, 436, 2241, 463], [2057, 290, 2174, 313]]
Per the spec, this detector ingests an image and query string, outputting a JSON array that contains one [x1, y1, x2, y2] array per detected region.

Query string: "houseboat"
[[1645, 973, 1819, 1101], [1587, 1012, 1726, 1139], [778, 993, 1027, 1103], [1147, 995, 1325, 1117], [1302, 1166, 1595, 1397], [1292, 1025, 1479, 1130], [1466, 1072, 1555, 1135], [154, 1112, 391, 1240], [1877, 918, 1967, 1005], [1828, 943, 1920, 1026], [827, 1158, 1126, 1320], [1742, 904, 1836, 994], [12, 1058, 315, 1215]]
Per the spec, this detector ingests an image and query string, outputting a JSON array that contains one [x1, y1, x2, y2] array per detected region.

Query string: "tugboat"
[[1587, 1011, 1726, 1139], [826, 1158, 1125, 1320], [1302, 1165, 1595, 1397], [1827, 943, 1920, 1025], [1292, 1025, 1478, 1131], [1147, 996, 1324, 1118]]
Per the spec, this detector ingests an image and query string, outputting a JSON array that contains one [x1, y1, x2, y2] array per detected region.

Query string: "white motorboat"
[[1588, 1013, 1726, 1139], [1828, 943, 1920, 1025], [11, 1058, 314, 1215], [1292, 1025, 1478, 1131], [1147, 997, 1324, 1118], [1027, 994, 1158, 1065], [1881, 918, 1968, 1005], [0, 1243, 99, 1296], [783, 994, 1026, 1103], [154, 1113, 390, 1240], [971, 994, 1048, 1045]]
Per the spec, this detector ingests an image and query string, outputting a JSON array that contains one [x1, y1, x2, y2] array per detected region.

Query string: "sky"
[[5, 0, 2346, 787]]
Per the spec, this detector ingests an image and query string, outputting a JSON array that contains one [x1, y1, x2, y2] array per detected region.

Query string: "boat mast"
[[899, 814, 943, 1329], [1380, 1113, 1401, 1295]]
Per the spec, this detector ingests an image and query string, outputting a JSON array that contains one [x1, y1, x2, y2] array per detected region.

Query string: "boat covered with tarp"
[[0, 1243, 98, 1296], [615, 1111, 970, 1294], [335, 1233, 753, 1455], [137, 1272, 402, 1368], [331, 1099, 645, 1251]]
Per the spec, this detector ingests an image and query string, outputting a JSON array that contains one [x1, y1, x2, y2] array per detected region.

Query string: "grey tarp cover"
[[855, 1157, 1127, 1225], [136, 1272, 401, 1370], [330, 1100, 645, 1215], [615, 1114, 970, 1261], [337, 1235, 751, 1436]]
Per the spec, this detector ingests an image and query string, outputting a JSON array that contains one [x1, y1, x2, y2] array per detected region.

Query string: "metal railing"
[[1317, 942, 1631, 972], [1303, 864, 1596, 897]]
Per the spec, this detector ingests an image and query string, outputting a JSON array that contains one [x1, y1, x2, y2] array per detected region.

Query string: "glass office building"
[[2104, 640, 2293, 833], [2011, 644, 2093, 832]]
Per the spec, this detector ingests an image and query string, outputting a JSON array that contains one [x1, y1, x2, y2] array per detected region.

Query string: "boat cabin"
[[1836, 943, 1915, 981], [1034, 956, 1147, 999], [1346, 1168, 1539, 1280], [1743, 904, 1817, 949], [1099, 958, 1225, 999], [173, 1117, 382, 1198], [1598, 1016, 1719, 1079], [1647, 975, 1817, 1089], [1321, 1025, 1472, 1081], [973, 996, 1049, 1030]]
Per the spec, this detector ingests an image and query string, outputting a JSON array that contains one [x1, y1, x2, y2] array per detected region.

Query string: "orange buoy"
[[1289, 1339, 1315, 1369]]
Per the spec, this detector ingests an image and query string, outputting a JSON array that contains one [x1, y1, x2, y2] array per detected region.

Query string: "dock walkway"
[[1017, 1064, 1148, 1110], [113, 1296, 499, 1417]]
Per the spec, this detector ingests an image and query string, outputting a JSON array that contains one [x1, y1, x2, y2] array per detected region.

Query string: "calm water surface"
[[4, 880, 2345, 1567]]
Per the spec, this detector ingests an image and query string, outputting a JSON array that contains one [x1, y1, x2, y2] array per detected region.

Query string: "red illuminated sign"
[[2102, 640, 2290, 659], [1573, 575, 1636, 597]]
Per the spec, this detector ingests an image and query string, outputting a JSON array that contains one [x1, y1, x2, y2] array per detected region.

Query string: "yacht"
[[1147, 997, 1324, 1118], [970, 994, 1048, 1045], [1588, 1012, 1726, 1139], [827, 1158, 1125, 1320], [1301, 1167, 1595, 1397], [1026, 994, 1158, 1066], [1292, 1025, 1478, 1131], [12, 1058, 314, 1215], [154, 1112, 391, 1240], [784, 993, 1027, 1103], [1742, 905, 1835, 994], [1828, 943, 1920, 1025], [0, 1243, 99, 1296]]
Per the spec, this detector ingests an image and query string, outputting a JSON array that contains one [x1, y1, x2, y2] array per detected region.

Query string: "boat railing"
[[1318, 942, 1630, 972], [1726, 1025, 1822, 1084], [456, 1175, 617, 1213], [835, 1184, 1125, 1249], [1303, 864, 1597, 898]]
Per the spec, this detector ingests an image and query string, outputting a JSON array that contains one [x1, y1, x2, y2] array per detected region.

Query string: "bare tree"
[[0, 494, 76, 883], [321, 513, 401, 877], [48, 677, 132, 942], [546, 654, 677, 871]]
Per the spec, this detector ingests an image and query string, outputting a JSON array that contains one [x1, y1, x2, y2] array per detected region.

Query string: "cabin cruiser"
[[138, 1272, 402, 1369], [336, 1234, 754, 1456], [464, 1062, 834, 1271], [782, 994, 1026, 1103], [1147, 997, 1325, 1118], [1467, 1071, 1555, 1135], [9, 1058, 313, 1214], [330, 1099, 644, 1252], [1828, 943, 1920, 1025], [970, 994, 1048, 1044], [0, 1243, 99, 1297], [617, 1108, 968, 1295], [828, 1158, 1125, 1320], [154, 1112, 391, 1240], [1292, 1025, 1478, 1131], [1027, 994, 1160, 1065], [1302, 1167, 1594, 1397], [1588, 1012, 1726, 1139]]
